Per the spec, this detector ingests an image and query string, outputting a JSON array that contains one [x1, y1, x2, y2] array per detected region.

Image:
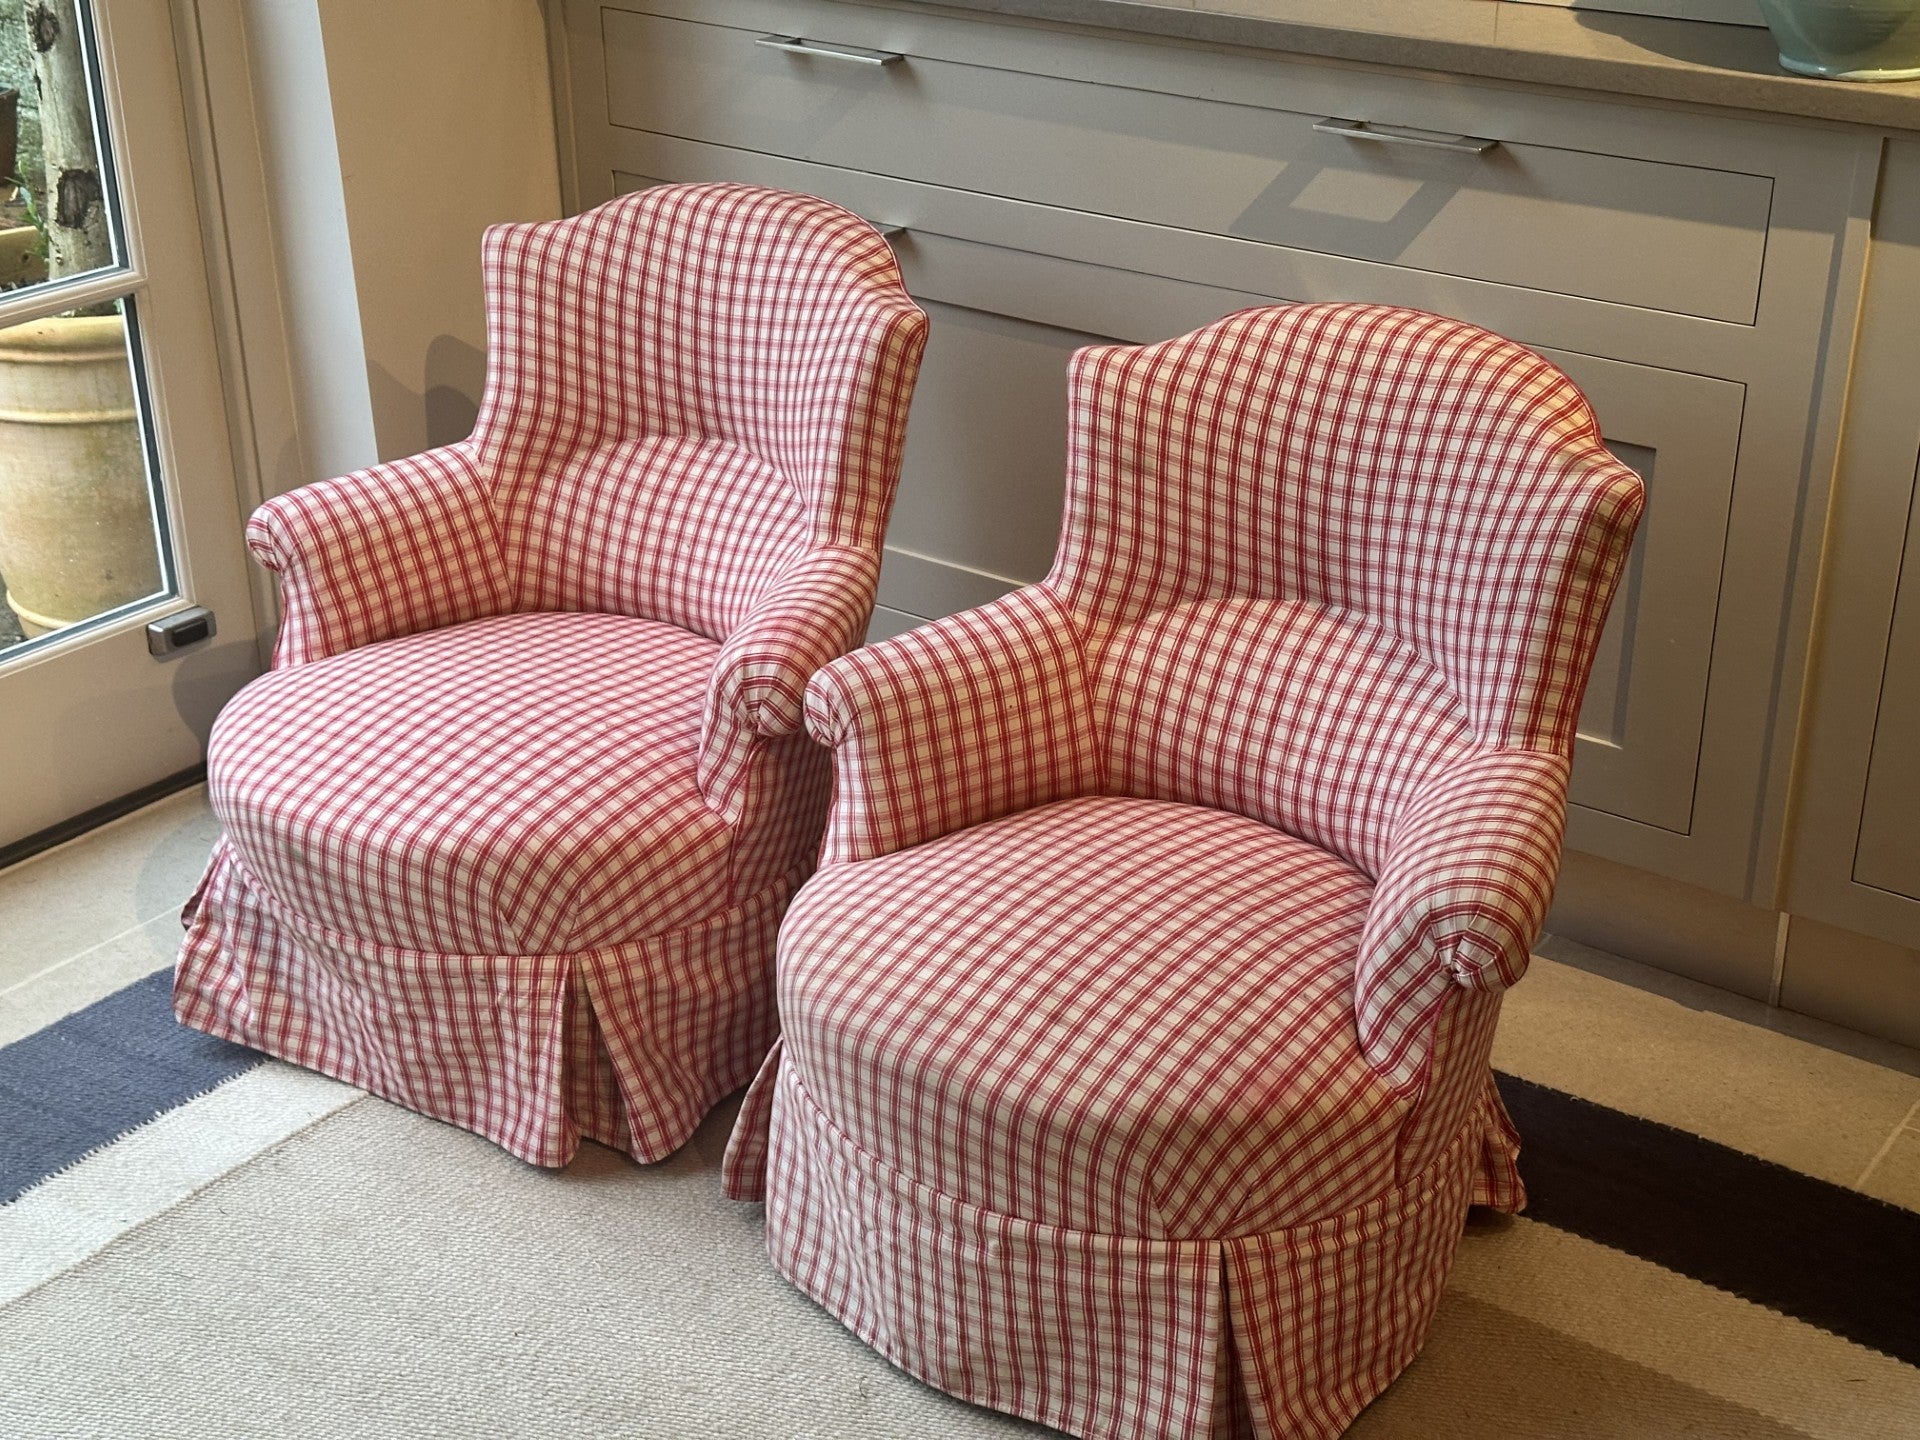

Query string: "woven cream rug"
[[4, 1065, 1917, 1440]]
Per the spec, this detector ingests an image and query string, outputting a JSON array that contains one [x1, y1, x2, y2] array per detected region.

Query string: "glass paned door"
[[0, 0, 258, 848]]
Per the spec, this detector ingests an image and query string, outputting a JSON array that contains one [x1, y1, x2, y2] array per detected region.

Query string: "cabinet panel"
[[1852, 470, 1920, 901], [603, 1, 1771, 322], [867, 604, 930, 643], [1549, 356, 1743, 837], [1784, 139, 1920, 953], [887, 303, 1077, 591]]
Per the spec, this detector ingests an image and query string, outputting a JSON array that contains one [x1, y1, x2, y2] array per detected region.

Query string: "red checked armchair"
[[722, 304, 1643, 1439], [175, 184, 928, 1167]]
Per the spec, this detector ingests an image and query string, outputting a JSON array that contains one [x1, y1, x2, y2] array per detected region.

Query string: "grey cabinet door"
[[881, 302, 1078, 614], [1785, 140, 1920, 954], [1545, 356, 1742, 848], [880, 275, 1753, 856], [879, 254, 1749, 870], [1853, 498, 1920, 904]]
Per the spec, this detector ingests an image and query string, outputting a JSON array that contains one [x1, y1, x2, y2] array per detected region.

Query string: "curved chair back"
[[474, 183, 927, 640], [1052, 304, 1643, 875]]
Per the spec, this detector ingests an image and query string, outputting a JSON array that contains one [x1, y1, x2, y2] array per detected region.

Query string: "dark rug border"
[[0, 968, 263, 1206], [1496, 1071, 1920, 1366]]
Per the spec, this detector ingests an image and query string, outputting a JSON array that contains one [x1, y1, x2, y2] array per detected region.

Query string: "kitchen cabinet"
[[549, 0, 1920, 1041]]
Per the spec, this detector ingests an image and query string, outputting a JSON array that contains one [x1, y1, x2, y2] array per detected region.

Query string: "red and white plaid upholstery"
[[176, 183, 929, 1167], [724, 304, 1642, 1437]]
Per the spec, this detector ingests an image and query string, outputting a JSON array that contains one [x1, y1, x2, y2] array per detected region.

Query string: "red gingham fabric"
[[245, 441, 511, 669], [175, 184, 928, 1166], [777, 797, 1407, 1236], [727, 304, 1641, 1437], [206, 613, 733, 955], [177, 835, 800, 1166]]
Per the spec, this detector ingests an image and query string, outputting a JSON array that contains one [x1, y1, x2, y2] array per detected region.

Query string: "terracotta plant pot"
[[0, 313, 161, 636], [1756, 0, 1920, 80]]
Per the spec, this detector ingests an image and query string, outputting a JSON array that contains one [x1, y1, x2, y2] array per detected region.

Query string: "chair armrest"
[[247, 442, 513, 668], [697, 545, 882, 818], [1353, 747, 1569, 1085], [803, 585, 1102, 866]]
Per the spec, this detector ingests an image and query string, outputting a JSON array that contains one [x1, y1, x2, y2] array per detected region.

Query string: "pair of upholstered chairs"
[[176, 184, 1643, 1438]]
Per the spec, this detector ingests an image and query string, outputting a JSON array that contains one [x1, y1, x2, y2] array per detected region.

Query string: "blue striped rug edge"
[[0, 968, 266, 1206]]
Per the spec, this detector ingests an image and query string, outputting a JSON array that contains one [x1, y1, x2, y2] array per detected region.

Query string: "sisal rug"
[[2, 978, 1918, 1438], [3, 1088, 1917, 1438]]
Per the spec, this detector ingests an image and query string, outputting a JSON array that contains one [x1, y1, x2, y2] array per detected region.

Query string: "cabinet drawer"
[[603, 0, 1775, 323]]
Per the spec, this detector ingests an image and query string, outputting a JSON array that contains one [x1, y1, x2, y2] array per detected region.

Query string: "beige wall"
[[226, 0, 381, 492], [317, 0, 562, 461]]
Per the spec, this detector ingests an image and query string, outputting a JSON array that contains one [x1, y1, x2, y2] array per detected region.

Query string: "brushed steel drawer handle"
[[756, 35, 904, 66], [1314, 117, 1497, 155], [870, 223, 905, 240]]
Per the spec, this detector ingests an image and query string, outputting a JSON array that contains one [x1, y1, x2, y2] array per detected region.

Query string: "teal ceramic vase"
[[1755, 0, 1920, 81]]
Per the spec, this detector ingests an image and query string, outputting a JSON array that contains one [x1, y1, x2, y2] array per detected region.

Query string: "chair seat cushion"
[[776, 795, 1412, 1239], [208, 611, 734, 955]]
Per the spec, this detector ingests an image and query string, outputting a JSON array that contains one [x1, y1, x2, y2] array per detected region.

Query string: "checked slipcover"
[[175, 183, 929, 1167], [722, 304, 1644, 1438]]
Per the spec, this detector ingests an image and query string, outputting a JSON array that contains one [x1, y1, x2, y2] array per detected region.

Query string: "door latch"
[[147, 606, 216, 656]]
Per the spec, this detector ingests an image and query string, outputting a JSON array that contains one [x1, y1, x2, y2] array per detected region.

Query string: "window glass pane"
[[0, 296, 167, 651], [1, 0, 123, 298]]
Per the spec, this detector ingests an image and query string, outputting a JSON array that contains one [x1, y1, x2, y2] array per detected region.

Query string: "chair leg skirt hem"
[[173, 840, 801, 1168], [758, 1063, 1509, 1440]]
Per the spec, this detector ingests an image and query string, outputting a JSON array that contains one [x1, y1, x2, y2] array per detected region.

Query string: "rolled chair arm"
[[247, 442, 513, 668], [697, 545, 884, 818], [803, 584, 1102, 866], [1353, 746, 1570, 1087]]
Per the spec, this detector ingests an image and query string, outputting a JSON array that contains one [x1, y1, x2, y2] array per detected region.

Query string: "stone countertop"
[[899, 0, 1920, 129]]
